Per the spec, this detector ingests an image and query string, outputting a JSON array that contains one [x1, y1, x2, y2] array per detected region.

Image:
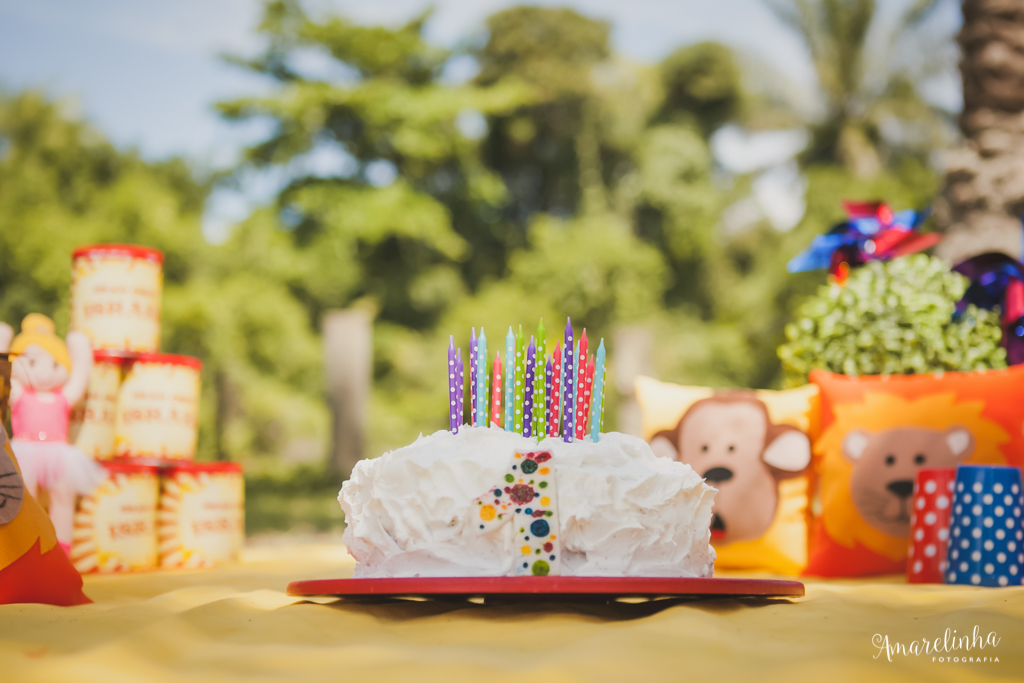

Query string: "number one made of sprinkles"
[[471, 450, 560, 576], [561, 318, 574, 442]]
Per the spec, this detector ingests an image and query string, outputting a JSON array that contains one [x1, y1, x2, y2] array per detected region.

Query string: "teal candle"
[[504, 327, 515, 432], [476, 328, 487, 427], [590, 339, 606, 442]]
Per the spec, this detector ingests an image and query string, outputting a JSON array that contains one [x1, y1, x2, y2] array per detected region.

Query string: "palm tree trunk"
[[937, 0, 1024, 262]]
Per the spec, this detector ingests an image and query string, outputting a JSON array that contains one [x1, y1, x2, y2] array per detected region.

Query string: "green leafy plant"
[[778, 255, 1007, 386]]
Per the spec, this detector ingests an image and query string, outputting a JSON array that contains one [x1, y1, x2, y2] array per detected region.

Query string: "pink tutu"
[[10, 439, 105, 495]]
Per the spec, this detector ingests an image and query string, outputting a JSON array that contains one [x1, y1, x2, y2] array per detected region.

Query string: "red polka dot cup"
[[907, 468, 956, 584]]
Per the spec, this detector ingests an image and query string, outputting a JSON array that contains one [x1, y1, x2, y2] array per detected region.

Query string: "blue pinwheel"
[[787, 201, 941, 283], [952, 252, 1024, 365]]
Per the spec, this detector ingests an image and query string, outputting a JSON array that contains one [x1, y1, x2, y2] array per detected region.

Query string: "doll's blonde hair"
[[10, 314, 70, 371]]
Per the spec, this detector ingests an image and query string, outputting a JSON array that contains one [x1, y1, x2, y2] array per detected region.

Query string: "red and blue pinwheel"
[[787, 201, 941, 283], [952, 252, 1024, 366]]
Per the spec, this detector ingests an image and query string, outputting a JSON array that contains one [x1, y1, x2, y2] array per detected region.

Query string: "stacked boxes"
[[68, 244, 243, 573]]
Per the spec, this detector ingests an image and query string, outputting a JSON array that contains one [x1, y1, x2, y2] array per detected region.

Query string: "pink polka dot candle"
[[907, 468, 956, 584]]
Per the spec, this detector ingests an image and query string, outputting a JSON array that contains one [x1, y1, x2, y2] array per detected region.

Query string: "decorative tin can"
[[70, 244, 163, 353], [158, 462, 244, 569], [115, 353, 202, 461], [68, 351, 125, 459], [70, 462, 159, 573]]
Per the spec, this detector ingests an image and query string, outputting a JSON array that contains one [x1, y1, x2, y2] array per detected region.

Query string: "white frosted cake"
[[339, 426, 717, 578]]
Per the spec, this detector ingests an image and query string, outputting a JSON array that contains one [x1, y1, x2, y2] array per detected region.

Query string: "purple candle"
[[523, 336, 536, 438], [543, 355, 553, 442], [456, 347, 465, 427], [448, 336, 458, 433], [561, 318, 574, 442], [469, 328, 478, 427]]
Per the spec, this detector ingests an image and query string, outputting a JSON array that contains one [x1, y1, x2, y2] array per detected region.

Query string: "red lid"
[[125, 352, 203, 371], [102, 461, 159, 475], [73, 243, 164, 264], [162, 461, 243, 474], [93, 349, 130, 364]]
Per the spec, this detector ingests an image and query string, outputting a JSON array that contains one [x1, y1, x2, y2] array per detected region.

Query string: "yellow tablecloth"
[[1, 545, 1021, 682]]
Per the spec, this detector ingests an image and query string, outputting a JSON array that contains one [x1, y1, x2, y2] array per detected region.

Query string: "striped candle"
[[548, 342, 561, 437], [561, 319, 575, 442], [504, 327, 515, 432], [574, 330, 589, 440], [514, 326, 525, 434], [590, 339, 606, 442], [475, 328, 487, 426], [469, 328, 478, 427], [523, 336, 536, 438], [490, 350, 503, 427], [448, 336, 458, 433]]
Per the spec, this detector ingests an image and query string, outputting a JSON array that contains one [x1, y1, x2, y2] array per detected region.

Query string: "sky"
[[0, 0, 962, 239]]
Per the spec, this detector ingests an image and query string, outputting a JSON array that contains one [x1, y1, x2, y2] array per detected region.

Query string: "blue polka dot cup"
[[945, 465, 1023, 587]]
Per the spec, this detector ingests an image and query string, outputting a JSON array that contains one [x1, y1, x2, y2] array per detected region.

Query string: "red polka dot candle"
[[908, 468, 956, 584], [574, 329, 589, 440], [490, 351, 503, 428]]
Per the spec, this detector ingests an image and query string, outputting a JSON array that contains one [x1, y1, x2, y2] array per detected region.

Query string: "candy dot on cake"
[[521, 460, 538, 474], [532, 560, 550, 576], [530, 519, 550, 538]]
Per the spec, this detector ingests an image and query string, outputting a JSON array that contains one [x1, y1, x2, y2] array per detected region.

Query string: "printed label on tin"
[[159, 470, 244, 568], [71, 470, 159, 573], [69, 360, 122, 459], [71, 253, 162, 352], [115, 361, 200, 460]]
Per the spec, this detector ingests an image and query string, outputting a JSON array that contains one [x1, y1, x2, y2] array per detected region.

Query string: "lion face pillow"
[[637, 377, 818, 574], [805, 367, 1024, 577]]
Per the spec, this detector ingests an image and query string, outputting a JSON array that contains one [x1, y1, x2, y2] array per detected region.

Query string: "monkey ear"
[[763, 429, 811, 473], [842, 429, 870, 463], [650, 432, 679, 461], [945, 427, 974, 460]]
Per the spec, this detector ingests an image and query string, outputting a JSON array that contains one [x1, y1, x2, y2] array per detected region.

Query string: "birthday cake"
[[339, 426, 717, 578]]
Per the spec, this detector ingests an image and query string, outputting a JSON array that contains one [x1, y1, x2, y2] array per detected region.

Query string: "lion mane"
[[816, 391, 1008, 560]]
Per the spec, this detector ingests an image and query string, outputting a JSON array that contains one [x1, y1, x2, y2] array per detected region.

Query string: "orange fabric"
[[805, 366, 1024, 577], [1, 430, 90, 605], [0, 539, 90, 606]]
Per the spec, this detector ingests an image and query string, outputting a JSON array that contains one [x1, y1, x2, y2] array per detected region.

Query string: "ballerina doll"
[[1, 314, 103, 554]]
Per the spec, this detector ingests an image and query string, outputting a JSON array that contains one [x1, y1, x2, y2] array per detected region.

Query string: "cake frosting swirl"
[[339, 426, 717, 578]]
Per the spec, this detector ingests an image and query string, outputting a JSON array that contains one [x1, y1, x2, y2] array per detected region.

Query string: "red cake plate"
[[287, 576, 805, 600]]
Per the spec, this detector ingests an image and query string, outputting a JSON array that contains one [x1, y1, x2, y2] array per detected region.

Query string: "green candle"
[[514, 325, 525, 434]]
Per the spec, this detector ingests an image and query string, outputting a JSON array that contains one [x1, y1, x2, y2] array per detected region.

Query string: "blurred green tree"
[[766, 0, 954, 176]]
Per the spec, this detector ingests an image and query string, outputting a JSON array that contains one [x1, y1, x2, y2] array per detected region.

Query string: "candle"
[[549, 342, 561, 437], [504, 327, 515, 432], [448, 336, 458, 433], [476, 328, 487, 427], [561, 318, 574, 442], [590, 339, 606, 442], [456, 347, 465, 426], [534, 319, 545, 438], [583, 354, 595, 434], [490, 350, 503, 427], [469, 328, 478, 427], [523, 336, 536, 438], [514, 325, 525, 434], [574, 330, 589, 440], [543, 355, 553, 441]]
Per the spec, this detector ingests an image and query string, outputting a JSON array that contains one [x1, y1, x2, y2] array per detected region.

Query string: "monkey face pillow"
[[637, 377, 818, 574], [652, 395, 811, 543], [805, 367, 1024, 577]]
